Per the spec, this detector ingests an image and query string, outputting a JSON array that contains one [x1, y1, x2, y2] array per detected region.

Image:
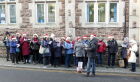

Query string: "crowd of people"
[[2, 31, 138, 77]]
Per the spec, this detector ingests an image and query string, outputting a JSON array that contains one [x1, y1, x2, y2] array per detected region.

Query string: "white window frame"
[[8, 4, 16, 24], [0, 0, 17, 25], [35, 2, 56, 24]]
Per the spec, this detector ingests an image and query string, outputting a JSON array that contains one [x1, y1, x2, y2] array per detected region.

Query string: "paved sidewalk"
[[0, 58, 140, 75]]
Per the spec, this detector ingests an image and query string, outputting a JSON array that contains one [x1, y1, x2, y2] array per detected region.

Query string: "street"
[[0, 67, 140, 82]]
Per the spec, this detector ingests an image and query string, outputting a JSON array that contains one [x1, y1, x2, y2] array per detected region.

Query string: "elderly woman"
[[74, 37, 85, 67], [121, 37, 129, 68], [128, 39, 138, 72]]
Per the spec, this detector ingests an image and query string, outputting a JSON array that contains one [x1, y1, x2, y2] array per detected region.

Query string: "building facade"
[[129, 0, 140, 65], [0, 0, 128, 40]]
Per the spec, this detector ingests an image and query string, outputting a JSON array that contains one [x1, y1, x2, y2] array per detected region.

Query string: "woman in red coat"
[[97, 38, 106, 66], [20, 34, 30, 64]]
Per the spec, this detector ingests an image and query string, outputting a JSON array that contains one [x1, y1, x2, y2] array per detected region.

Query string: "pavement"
[[0, 58, 140, 75], [0, 67, 140, 82]]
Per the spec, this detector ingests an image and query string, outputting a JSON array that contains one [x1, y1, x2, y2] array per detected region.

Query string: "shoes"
[[130, 69, 136, 72], [86, 72, 90, 77], [91, 73, 96, 77]]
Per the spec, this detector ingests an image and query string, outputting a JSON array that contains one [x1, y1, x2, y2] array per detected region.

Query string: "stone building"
[[129, 0, 140, 65], [0, 0, 129, 40]]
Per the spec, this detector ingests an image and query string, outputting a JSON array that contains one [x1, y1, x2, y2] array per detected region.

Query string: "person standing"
[[128, 39, 138, 72], [53, 38, 62, 67], [3, 31, 11, 61], [85, 34, 98, 77], [121, 37, 129, 68], [30, 34, 40, 64], [97, 38, 106, 66], [20, 34, 30, 64], [107, 35, 118, 68], [16, 33, 22, 62], [74, 37, 85, 68], [63, 37, 74, 68], [10, 36, 19, 64], [41, 34, 51, 67]]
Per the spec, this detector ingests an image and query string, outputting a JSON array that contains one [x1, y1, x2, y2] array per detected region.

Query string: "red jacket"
[[97, 41, 106, 53], [20, 37, 30, 56]]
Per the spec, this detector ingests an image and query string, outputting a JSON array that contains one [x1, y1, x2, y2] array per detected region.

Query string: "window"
[[132, 9, 136, 16], [37, 4, 45, 23], [133, 22, 137, 28], [9, 4, 16, 23], [110, 3, 117, 22], [98, 3, 105, 22], [36, 3, 56, 24], [87, 3, 94, 22], [48, 3, 55, 23], [0, 0, 16, 24], [0, 5, 6, 24]]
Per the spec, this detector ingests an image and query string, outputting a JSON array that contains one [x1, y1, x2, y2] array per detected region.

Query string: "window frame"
[[109, 2, 118, 23], [98, 2, 106, 23], [86, 2, 95, 23], [35, 2, 56, 24], [0, 0, 17, 25]]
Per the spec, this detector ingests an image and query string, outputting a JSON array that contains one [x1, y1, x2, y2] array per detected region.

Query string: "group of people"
[[2, 31, 138, 77]]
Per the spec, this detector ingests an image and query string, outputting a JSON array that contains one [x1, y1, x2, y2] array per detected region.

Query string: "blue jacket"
[[63, 41, 73, 55], [10, 41, 17, 54]]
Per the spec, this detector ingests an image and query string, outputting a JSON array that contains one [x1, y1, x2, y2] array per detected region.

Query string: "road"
[[0, 67, 140, 82]]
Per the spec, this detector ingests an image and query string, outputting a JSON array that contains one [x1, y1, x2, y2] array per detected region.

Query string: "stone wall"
[[75, 27, 124, 40]]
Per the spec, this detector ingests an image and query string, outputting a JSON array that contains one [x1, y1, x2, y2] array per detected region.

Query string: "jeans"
[[6, 47, 10, 61], [86, 57, 96, 74], [65, 54, 72, 67], [108, 53, 116, 66], [97, 52, 103, 65]]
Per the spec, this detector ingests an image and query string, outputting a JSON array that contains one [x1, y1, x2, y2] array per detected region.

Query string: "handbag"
[[44, 48, 50, 54], [118, 59, 124, 67], [39, 46, 45, 54], [16, 48, 20, 53]]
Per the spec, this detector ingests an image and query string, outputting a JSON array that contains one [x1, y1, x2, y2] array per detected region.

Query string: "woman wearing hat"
[[41, 34, 51, 67], [10, 36, 19, 64], [128, 39, 138, 72], [30, 34, 40, 64], [20, 34, 30, 64]]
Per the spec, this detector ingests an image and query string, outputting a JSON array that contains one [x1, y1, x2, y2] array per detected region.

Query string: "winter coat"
[[20, 37, 30, 56], [74, 41, 85, 57], [121, 42, 129, 58], [3, 37, 10, 47], [63, 41, 74, 55], [41, 39, 51, 57], [10, 41, 17, 54], [85, 38, 98, 58], [97, 41, 106, 53], [30, 38, 40, 50], [53, 41, 62, 57], [107, 39, 118, 54], [128, 40, 138, 63]]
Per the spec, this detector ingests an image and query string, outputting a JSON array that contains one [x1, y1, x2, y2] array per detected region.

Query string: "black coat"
[[107, 39, 118, 54], [85, 38, 98, 58]]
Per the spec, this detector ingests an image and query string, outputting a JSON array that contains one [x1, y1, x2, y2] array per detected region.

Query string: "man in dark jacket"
[[3, 31, 11, 61], [107, 35, 118, 68], [85, 34, 98, 77]]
